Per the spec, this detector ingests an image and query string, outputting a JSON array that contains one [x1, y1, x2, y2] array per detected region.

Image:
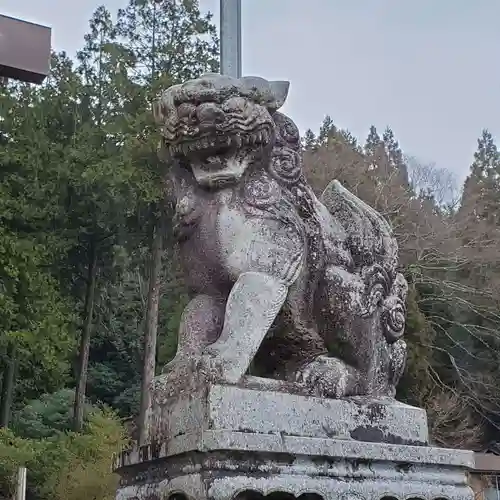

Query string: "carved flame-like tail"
[[320, 180, 398, 278], [321, 180, 407, 346]]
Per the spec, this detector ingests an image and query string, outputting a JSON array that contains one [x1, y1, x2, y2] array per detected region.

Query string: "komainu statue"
[[154, 73, 408, 399]]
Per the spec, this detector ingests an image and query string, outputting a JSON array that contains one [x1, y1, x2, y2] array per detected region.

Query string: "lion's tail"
[[321, 180, 408, 346], [320, 179, 399, 280]]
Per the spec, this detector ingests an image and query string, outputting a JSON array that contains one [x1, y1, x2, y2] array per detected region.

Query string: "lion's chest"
[[214, 193, 304, 286], [179, 185, 305, 293]]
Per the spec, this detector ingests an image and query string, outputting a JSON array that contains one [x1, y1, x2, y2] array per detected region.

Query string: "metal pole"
[[220, 0, 242, 78], [15, 467, 26, 500]]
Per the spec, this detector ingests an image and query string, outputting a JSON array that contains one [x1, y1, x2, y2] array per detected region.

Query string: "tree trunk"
[[138, 214, 164, 446], [0, 343, 17, 428], [73, 239, 98, 432]]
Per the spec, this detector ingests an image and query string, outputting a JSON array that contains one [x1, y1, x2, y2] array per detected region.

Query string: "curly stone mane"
[[247, 111, 337, 377], [267, 111, 332, 270]]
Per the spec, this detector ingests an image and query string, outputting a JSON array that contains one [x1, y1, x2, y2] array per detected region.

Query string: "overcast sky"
[[3, 0, 500, 180]]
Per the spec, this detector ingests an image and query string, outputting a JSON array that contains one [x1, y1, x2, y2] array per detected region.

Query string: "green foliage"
[[396, 284, 435, 406], [0, 408, 126, 500], [0, 428, 40, 498], [0, 226, 75, 401], [12, 389, 93, 439], [43, 410, 127, 500]]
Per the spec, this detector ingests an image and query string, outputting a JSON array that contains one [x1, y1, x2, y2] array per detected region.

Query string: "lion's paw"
[[194, 350, 226, 383], [295, 356, 358, 398], [160, 351, 225, 392]]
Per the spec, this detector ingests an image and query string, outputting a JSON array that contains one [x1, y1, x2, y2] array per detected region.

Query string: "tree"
[[460, 129, 500, 227], [316, 115, 336, 146], [364, 125, 381, 157], [383, 126, 409, 188], [115, 0, 219, 85], [338, 128, 361, 152], [302, 129, 317, 151], [406, 156, 460, 209], [0, 231, 73, 426], [69, 9, 122, 431], [113, 0, 218, 444], [12, 389, 89, 439], [0, 405, 127, 500], [0, 75, 77, 422]]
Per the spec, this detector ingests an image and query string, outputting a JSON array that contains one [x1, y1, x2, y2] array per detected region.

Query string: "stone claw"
[[295, 355, 358, 398], [195, 350, 226, 382]]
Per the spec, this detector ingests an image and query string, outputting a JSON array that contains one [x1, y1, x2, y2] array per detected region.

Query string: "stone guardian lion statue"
[[153, 73, 408, 399]]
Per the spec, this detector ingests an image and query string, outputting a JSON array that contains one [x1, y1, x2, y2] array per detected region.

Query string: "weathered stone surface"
[[115, 432, 474, 499], [117, 469, 472, 500], [115, 385, 473, 499], [150, 383, 429, 446], [153, 73, 409, 400], [116, 430, 473, 470]]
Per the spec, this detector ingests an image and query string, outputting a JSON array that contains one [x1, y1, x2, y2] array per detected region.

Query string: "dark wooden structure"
[[470, 452, 500, 500], [0, 14, 51, 84]]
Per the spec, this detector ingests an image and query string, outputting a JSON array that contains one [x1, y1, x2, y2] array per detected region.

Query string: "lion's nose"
[[196, 103, 225, 124]]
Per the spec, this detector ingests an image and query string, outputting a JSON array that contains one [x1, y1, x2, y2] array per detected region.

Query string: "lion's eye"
[[222, 97, 247, 113], [177, 103, 196, 120]]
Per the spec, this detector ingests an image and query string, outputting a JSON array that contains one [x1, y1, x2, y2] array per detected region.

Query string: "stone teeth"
[[170, 127, 274, 156]]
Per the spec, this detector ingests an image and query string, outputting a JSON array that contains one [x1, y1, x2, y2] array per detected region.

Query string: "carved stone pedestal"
[[114, 381, 474, 500]]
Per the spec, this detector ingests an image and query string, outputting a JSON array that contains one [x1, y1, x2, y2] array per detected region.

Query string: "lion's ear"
[[269, 81, 290, 111]]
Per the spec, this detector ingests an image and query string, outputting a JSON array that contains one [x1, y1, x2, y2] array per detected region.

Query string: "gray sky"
[[3, 0, 500, 181]]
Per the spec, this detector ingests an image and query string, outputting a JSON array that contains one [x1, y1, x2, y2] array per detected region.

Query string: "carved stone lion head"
[[154, 73, 290, 188]]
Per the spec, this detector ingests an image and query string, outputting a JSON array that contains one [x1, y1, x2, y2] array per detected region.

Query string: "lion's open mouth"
[[169, 124, 273, 159]]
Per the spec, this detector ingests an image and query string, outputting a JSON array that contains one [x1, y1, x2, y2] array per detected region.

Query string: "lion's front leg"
[[201, 271, 288, 384], [163, 294, 226, 374]]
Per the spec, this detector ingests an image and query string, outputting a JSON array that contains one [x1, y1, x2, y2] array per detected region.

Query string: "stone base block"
[[151, 380, 430, 446], [115, 383, 474, 500], [115, 430, 474, 500]]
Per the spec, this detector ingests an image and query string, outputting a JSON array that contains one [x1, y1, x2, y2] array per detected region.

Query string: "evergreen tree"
[[68, 8, 146, 431], [0, 66, 78, 422], [383, 126, 409, 188], [302, 129, 317, 151], [317, 115, 336, 146], [338, 129, 360, 152], [460, 129, 500, 225], [364, 125, 381, 157], [115, 0, 218, 85]]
